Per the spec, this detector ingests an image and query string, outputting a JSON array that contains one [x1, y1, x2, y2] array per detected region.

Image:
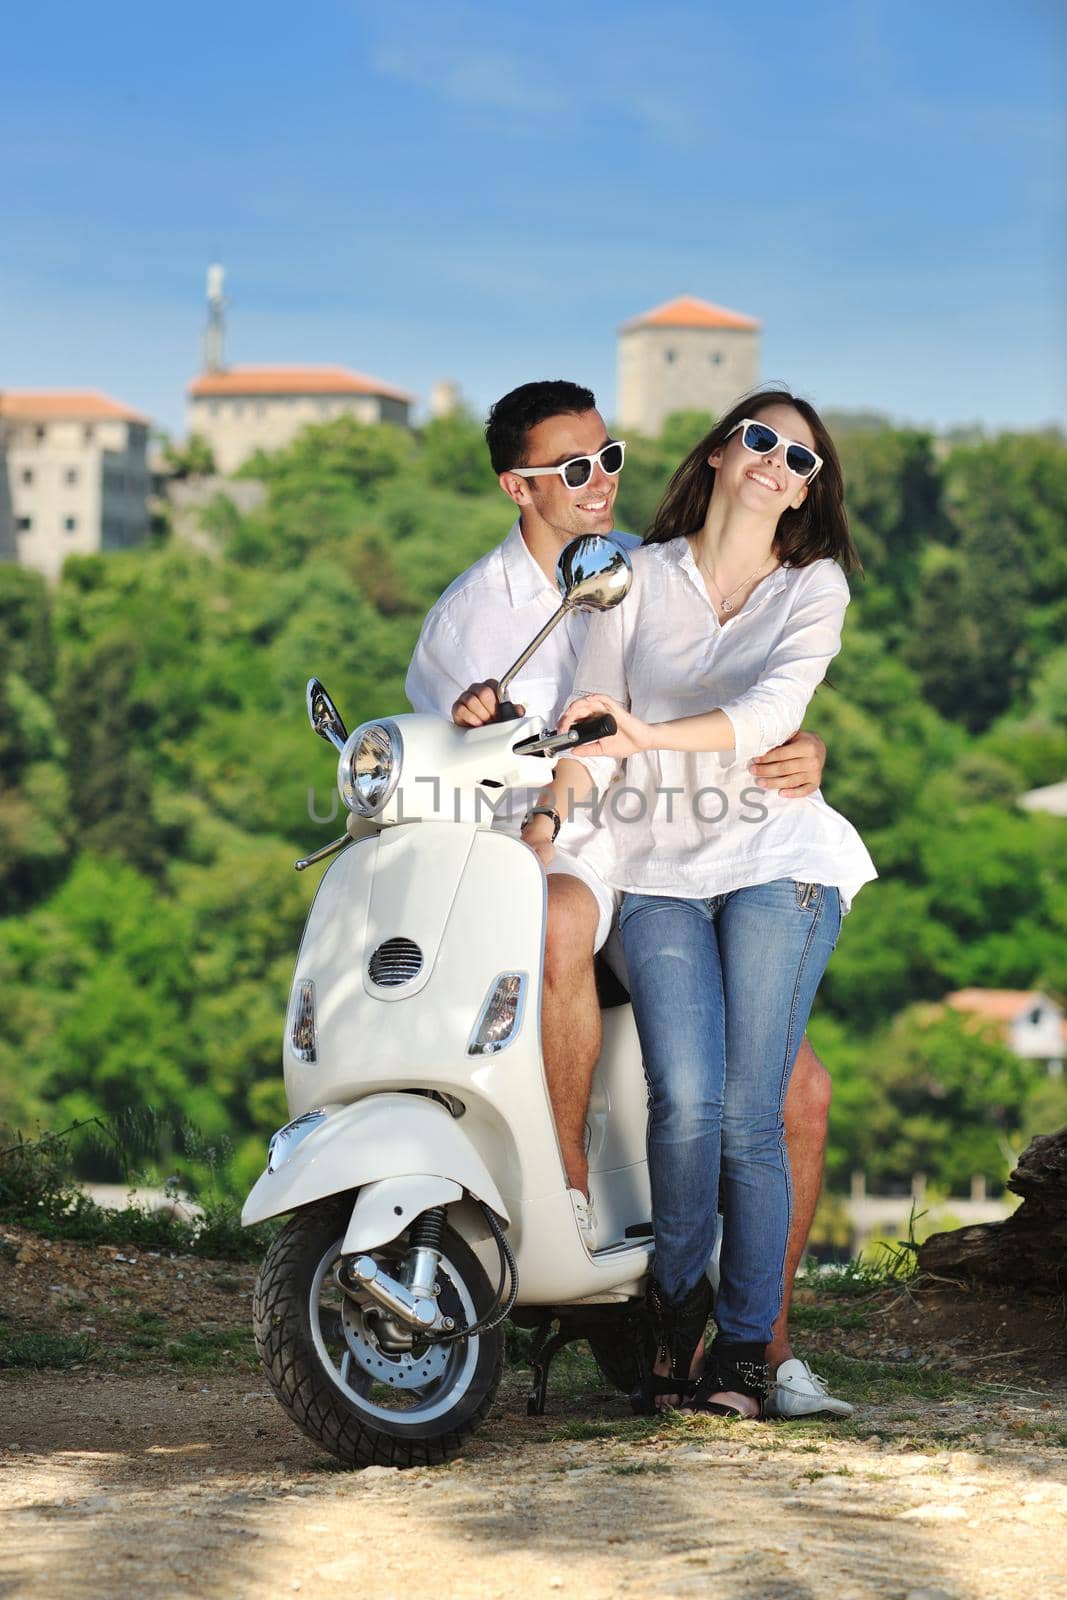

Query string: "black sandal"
[[632, 1275, 713, 1415], [685, 1339, 768, 1419]]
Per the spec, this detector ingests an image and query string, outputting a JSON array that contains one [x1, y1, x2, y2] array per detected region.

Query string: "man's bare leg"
[[767, 1035, 832, 1373], [541, 874, 602, 1196]]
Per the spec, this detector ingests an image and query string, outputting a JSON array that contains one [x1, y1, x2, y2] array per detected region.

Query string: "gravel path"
[[3, 1367, 1065, 1600]]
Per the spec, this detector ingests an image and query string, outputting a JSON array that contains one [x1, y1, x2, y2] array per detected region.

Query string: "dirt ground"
[[2, 1226, 1066, 1600]]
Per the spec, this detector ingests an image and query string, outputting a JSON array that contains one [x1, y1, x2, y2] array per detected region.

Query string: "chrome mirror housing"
[[556, 536, 633, 612], [307, 678, 349, 753]]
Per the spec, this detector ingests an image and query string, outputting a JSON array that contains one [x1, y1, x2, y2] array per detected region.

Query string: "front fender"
[[241, 1092, 510, 1227]]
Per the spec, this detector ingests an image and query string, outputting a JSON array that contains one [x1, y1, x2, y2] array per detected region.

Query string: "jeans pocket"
[[794, 881, 820, 910]]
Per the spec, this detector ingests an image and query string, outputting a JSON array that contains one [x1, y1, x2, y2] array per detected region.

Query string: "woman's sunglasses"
[[727, 419, 823, 481], [509, 440, 627, 489]]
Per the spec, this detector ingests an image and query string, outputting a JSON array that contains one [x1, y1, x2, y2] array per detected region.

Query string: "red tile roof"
[[0, 390, 148, 423], [187, 365, 413, 402], [622, 294, 760, 333], [947, 989, 1046, 1023]]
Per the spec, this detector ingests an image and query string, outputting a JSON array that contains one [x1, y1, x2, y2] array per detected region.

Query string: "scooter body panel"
[[241, 1093, 507, 1226], [270, 820, 655, 1303]]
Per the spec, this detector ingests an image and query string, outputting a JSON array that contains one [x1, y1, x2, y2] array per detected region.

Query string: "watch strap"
[[523, 805, 561, 842]]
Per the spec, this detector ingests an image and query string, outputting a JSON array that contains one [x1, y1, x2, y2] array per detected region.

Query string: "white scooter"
[[243, 536, 657, 1468]]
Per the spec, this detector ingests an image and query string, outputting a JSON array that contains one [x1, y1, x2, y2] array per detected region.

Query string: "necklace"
[[696, 551, 776, 613]]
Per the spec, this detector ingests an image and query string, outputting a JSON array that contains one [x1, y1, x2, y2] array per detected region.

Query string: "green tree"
[[825, 1006, 1031, 1190], [419, 410, 497, 496], [161, 431, 217, 479], [56, 629, 164, 872]]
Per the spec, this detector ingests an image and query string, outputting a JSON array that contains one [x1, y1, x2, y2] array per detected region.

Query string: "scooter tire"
[[586, 1315, 656, 1396], [253, 1194, 503, 1469]]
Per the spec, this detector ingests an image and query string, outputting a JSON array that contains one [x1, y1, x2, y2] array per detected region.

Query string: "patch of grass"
[[0, 1332, 95, 1370], [789, 1303, 872, 1331], [210, 1272, 243, 1294], [549, 1416, 668, 1444], [162, 1328, 257, 1368], [797, 1241, 915, 1297], [608, 1461, 672, 1476], [810, 1351, 976, 1403], [0, 1121, 276, 1263]]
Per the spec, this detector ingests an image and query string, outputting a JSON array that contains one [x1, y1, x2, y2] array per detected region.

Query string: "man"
[[406, 380, 850, 1419]]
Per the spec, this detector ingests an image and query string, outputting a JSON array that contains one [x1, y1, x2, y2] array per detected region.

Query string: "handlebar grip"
[[570, 713, 617, 746]]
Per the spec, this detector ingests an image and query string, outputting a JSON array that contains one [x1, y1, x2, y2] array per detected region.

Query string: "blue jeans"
[[619, 879, 842, 1346]]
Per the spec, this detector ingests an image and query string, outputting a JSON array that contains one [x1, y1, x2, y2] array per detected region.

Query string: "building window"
[[232, 402, 244, 418], [65, 467, 79, 486], [209, 401, 220, 417], [664, 349, 676, 364], [710, 352, 723, 365], [64, 516, 78, 534], [16, 515, 32, 532], [35, 425, 47, 442], [21, 468, 34, 486], [83, 425, 94, 444]]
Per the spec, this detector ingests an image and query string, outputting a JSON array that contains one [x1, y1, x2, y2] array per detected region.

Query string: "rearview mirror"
[[556, 535, 633, 611], [306, 678, 349, 752]]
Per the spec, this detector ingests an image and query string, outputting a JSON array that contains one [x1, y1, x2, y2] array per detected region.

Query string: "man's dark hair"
[[485, 380, 597, 475]]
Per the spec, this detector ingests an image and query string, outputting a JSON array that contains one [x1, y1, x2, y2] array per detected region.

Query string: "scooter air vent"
[[368, 937, 424, 987]]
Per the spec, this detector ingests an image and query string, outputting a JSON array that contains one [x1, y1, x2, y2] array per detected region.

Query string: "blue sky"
[[1, 0, 1064, 434]]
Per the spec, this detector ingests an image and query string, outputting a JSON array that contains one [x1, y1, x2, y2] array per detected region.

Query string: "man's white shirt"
[[405, 518, 640, 843]]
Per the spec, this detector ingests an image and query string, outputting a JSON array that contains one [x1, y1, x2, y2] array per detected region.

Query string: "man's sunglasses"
[[509, 440, 627, 489], [727, 419, 823, 481]]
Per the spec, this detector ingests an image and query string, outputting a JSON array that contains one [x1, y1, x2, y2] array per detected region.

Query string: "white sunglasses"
[[727, 419, 823, 481], [508, 440, 626, 489]]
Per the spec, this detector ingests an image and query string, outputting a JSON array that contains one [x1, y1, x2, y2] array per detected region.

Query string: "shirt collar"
[[501, 519, 559, 609], [675, 536, 789, 614]]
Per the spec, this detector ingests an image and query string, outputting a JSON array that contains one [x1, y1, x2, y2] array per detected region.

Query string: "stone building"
[[616, 294, 761, 437], [186, 365, 414, 475], [0, 391, 150, 582]]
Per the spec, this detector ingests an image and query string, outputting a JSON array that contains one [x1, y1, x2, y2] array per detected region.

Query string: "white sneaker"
[[569, 1189, 598, 1251], [766, 1358, 854, 1419]]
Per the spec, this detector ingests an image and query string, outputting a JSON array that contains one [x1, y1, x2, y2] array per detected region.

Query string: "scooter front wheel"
[[253, 1194, 503, 1468]]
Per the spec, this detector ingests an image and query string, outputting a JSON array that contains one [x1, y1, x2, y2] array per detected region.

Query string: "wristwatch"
[[522, 805, 561, 842]]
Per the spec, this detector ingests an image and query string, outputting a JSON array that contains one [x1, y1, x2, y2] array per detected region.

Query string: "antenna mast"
[[203, 263, 227, 373]]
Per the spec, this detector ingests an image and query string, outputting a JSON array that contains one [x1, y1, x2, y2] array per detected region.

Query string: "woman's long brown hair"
[[644, 388, 862, 574]]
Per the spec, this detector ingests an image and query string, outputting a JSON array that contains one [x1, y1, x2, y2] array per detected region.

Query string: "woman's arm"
[[561, 574, 849, 763]]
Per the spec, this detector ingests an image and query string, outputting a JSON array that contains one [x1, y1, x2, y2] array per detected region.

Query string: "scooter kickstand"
[[526, 1321, 569, 1417]]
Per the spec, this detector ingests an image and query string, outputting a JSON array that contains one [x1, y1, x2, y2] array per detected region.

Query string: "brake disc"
[[340, 1296, 451, 1389]]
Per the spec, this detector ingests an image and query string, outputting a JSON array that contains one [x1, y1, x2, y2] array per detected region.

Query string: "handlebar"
[[512, 714, 617, 757]]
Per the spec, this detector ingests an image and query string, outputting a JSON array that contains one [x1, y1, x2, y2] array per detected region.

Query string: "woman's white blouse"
[[568, 537, 877, 910]]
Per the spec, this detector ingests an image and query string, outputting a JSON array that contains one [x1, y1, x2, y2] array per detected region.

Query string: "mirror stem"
[[497, 603, 570, 707]]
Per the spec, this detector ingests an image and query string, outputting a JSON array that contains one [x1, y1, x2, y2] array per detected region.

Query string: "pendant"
[[722, 599, 734, 612]]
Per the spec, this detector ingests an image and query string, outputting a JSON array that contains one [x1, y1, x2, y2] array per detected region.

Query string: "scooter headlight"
[[338, 720, 403, 817]]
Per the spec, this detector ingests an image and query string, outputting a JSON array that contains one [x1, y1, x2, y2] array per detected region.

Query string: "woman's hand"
[[748, 730, 826, 799], [558, 695, 652, 759]]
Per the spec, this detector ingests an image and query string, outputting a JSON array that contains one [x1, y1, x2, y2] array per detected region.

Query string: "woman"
[[532, 390, 876, 1416]]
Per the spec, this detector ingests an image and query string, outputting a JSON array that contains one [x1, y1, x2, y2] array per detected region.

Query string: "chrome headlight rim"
[[337, 719, 404, 817]]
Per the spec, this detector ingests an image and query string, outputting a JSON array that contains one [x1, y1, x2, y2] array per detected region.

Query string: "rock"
[[358, 1465, 399, 1483]]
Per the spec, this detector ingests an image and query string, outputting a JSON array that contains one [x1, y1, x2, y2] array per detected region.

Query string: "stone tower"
[[617, 294, 761, 436]]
